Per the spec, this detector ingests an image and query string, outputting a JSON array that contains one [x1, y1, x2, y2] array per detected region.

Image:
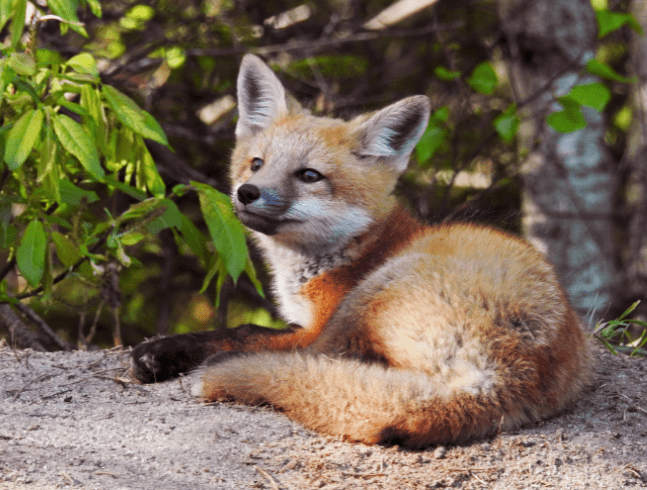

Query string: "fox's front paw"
[[130, 334, 210, 383]]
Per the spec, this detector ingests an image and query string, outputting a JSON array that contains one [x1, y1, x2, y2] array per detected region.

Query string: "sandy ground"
[[0, 342, 646, 490]]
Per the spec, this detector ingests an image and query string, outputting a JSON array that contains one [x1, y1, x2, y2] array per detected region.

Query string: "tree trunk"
[[624, 0, 647, 308], [499, 0, 617, 319]]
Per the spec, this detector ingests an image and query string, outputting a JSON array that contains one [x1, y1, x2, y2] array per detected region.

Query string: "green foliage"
[[493, 105, 519, 143], [16, 220, 46, 287], [0, 0, 260, 341], [0, 0, 639, 346], [547, 98, 588, 134], [593, 301, 647, 357], [467, 62, 497, 95], [566, 83, 611, 112], [416, 106, 449, 166], [193, 181, 248, 283], [102, 86, 168, 147], [586, 58, 634, 83], [596, 10, 643, 38], [434, 66, 461, 81]]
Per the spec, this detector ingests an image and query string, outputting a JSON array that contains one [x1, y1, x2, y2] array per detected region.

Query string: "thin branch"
[[0, 304, 47, 351], [185, 22, 465, 58], [7, 293, 70, 350]]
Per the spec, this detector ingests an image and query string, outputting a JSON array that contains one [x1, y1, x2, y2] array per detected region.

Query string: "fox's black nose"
[[237, 184, 261, 205]]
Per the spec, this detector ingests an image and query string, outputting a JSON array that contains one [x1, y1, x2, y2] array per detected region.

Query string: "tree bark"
[[0, 304, 47, 351], [624, 0, 647, 307], [499, 0, 617, 318]]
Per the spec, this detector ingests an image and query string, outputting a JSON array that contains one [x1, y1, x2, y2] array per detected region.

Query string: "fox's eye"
[[297, 168, 324, 183], [251, 158, 263, 171]]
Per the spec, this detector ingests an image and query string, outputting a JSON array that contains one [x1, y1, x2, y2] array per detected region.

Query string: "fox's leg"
[[130, 324, 300, 383]]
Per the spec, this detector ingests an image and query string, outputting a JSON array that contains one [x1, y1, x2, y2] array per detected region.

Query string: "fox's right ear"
[[356, 96, 431, 174], [236, 54, 288, 138]]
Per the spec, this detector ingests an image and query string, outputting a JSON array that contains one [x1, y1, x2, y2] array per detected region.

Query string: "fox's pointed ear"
[[356, 96, 430, 173], [236, 54, 288, 138]]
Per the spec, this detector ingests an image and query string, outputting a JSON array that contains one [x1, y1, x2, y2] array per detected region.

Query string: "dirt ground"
[[0, 341, 645, 490]]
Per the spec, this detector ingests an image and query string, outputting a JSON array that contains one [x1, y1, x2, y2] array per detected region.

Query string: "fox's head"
[[231, 54, 430, 252]]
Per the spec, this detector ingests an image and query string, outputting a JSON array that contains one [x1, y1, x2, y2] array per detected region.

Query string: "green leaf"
[[172, 184, 189, 196], [58, 99, 89, 117], [431, 106, 449, 124], [0, 65, 15, 105], [467, 62, 497, 95], [617, 300, 640, 321], [0, 0, 11, 33], [596, 10, 643, 38], [137, 140, 165, 197], [586, 59, 634, 83], [66, 53, 99, 76], [80, 85, 109, 157], [494, 105, 520, 143], [145, 198, 182, 234], [41, 214, 72, 230], [38, 124, 60, 203], [102, 175, 147, 201], [47, 0, 88, 37], [8, 52, 36, 76], [4, 109, 43, 170], [52, 113, 105, 179], [62, 72, 100, 84], [434, 66, 461, 81], [117, 197, 166, 223], [200, 255, 225, 294], [177, 213, 209, 266], [416, 126, 448, 164], [193, 182, 248, 282], [244, 257, 265, 299], [9, 0, 26, 48], [36, 49, 64, 66], [58, 180, 99, 205], [119, 231, 145, 245], [16, 220, 47, 287], [82, 0, 102, 17], [562, 83, 611, 112], [102, 85, 168, 146], [51, 231, 82, 268], [547, 107, 587, 133], [128, 5, 154, 21], [415, 106, 450, 164]]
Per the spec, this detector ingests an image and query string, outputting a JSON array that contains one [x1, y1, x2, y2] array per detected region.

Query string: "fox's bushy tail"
[[192, 351, 587, 448]]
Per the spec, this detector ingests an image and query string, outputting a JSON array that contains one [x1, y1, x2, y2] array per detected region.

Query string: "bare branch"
[[0, 304, 47, 351], [8, 294, 70, 351]]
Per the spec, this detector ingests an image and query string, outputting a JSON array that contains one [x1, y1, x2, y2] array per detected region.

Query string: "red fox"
[[131, 54, 590, 448]]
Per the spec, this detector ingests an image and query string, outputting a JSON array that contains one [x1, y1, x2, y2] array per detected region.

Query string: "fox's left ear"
[[356, 96, 430, 173], [236, 54, 288, 138]]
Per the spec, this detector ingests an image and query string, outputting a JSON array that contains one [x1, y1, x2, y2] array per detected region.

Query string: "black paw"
[[130, 334, 211, 383]]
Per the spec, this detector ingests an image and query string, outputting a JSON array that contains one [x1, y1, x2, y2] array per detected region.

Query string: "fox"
[[130, 54, 590, 448]]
